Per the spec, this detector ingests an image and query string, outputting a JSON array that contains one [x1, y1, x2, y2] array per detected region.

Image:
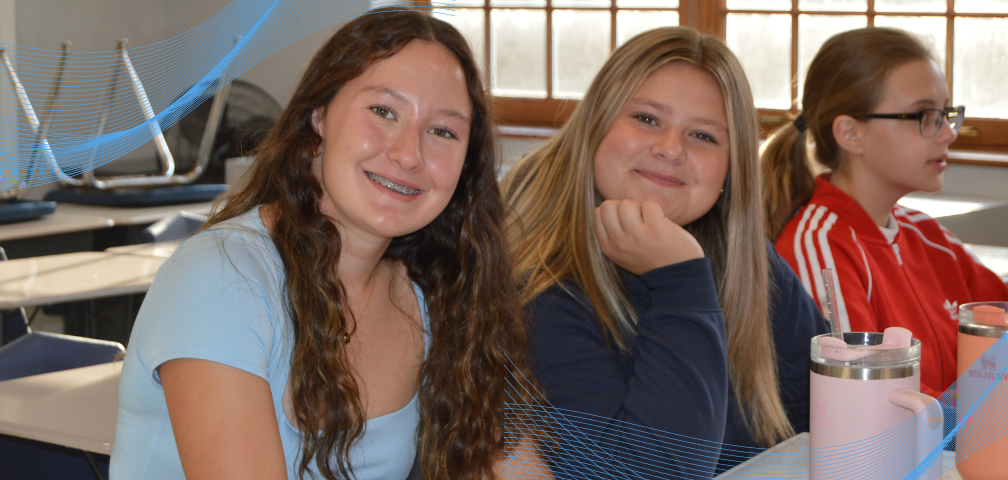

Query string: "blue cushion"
[[0, 332, 124, 382]]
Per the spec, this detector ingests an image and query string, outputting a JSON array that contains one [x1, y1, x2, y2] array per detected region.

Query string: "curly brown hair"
[[205, 8, 542, 479]]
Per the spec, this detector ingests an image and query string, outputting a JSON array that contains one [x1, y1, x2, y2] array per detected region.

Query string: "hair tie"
[[793, 115, 808, 133]]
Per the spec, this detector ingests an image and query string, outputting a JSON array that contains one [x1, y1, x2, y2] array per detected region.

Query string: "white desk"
[[715, 432, 962, 479], [899, 194, 1007, 219], [0, 208, 114, 242], [57, 202, 215, 227], [0, 362, 120, 455], [0, 251, 167, 310], [965, 243, 1008, 281], [105, 240, 182, 258]]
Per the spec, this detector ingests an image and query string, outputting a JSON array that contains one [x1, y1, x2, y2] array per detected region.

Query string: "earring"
[[312, 149, 320, 157], [720, 188, 724, 195]]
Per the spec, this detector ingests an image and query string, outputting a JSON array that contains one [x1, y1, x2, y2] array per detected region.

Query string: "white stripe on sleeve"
[[850, 228, 873, 303], [815, 212, 850, 332], [792, 204, 817, 297], [803, 205, 829, 312]]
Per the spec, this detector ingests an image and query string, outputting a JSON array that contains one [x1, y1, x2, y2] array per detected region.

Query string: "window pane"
[[616, 0, 679, 8], [798, 15, 867, 101], [616, 10, 679, 46], [726, 0, 791, 10], [553, 10, 611, 99], [956, 0, 1008, 14], [874, 0, 945, 13], [490, 0, 546, 7], [434, 8, 486, 72], [492, 10, 547, 98], [954, 17, 1008, 118], [798, 0, 867, 11], [873, 16, 946, 71], [726, 13, 792, 109], [553, 0, 611, 7]]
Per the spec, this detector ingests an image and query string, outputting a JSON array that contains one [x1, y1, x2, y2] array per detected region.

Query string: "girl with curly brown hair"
[[111, 8, 548, 480]]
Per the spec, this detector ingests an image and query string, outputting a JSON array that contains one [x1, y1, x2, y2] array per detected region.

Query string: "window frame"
[[466, 0, 1008, 163]]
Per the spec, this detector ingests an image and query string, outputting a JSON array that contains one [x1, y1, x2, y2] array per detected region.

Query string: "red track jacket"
[[775, 175, 1008, 397]]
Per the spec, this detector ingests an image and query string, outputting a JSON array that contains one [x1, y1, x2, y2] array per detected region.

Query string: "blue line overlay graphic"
[[499, 334, 1008, 479], [0, 0, 449, 191], [3, 2, 1006, 478]]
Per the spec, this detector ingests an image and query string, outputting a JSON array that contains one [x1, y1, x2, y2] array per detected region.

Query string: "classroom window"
[[724, 0, 1008, 154], [434, 0, 681, 126], [437, 0, 1008, 156]]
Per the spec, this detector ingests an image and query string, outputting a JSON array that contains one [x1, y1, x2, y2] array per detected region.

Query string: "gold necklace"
[[342, 270, 378, 344]]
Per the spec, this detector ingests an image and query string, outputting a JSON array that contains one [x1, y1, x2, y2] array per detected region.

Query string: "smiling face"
[[857, 58, 957, 196], [592, 62, 731, 226], [311, 40, 472, 241]]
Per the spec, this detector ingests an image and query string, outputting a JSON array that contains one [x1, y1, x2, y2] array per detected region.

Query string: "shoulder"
[[527, 281, 597, 323], [128, 211, 285, 383], [893, 205, 958, 246], [162, 211, 280, 287], [783, 199, 855, 239], [143, 210, 284, 330], [775, 200, 860, 269]]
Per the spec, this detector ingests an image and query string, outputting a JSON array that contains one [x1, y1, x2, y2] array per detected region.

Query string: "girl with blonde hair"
[[765, 27, 1008, 398], [504, 26, 826, 476]]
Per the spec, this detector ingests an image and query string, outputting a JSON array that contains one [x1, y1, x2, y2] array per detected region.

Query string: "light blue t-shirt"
[[110, 207, 429, 480]]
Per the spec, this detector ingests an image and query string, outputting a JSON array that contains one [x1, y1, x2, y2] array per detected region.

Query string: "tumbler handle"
[[889, 388, 943, 480]]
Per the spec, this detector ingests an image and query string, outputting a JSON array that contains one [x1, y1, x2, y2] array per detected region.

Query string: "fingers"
[[597, 200, 628, 239], [593, 198, 704, 275], [617, 199, 647, 238], [641, 201, 667, 226]]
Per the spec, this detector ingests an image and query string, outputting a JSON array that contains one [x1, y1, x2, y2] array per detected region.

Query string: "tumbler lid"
[[810, 331, 921, 380], [959, 302, 1008, 338]]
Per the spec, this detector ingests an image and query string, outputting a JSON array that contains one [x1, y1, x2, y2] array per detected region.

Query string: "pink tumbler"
[[810, 329, 943, 480], [956, 302, 1008, 480]]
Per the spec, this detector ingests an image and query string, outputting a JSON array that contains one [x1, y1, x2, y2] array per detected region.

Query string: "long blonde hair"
[[762, 28, 935, 240], [503, 26, 791, 446]]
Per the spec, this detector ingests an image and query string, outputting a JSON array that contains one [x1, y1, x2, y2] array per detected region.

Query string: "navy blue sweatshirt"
[[528, 244, 828, 478]]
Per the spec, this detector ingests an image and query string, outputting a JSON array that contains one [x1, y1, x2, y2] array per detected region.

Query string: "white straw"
[[821, 268, 844, 339]]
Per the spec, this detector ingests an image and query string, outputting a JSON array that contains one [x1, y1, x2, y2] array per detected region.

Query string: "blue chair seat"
[[0, 332, 124, 382]]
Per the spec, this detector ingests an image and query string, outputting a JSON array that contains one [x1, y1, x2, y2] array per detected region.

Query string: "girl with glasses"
[[764, 27, 1008, 398], [504, 26, 828, 477]]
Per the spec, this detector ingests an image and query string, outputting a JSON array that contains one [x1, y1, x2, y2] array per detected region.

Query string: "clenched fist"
[[593, 199, 704, 276]]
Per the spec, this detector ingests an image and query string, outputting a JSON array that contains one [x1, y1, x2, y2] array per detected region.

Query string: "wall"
[[14, 0, 345, 107], [12, 0, 348, 198], [162, 0, 345, 107], [15, 0, 165, 53], [0, 0, 15, 189]]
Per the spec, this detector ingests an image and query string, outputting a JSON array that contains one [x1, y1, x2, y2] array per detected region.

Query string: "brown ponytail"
[[762, 27, 935, 240]]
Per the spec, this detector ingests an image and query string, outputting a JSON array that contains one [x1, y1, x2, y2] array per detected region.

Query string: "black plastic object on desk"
[[44, 183, 227, 207], [0, 200, 57, 225]]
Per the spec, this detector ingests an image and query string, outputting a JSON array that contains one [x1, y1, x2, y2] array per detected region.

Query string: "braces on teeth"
[[366, 172, 419, 195]]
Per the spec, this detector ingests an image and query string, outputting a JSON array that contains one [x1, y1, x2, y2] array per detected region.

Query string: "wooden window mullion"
[[546, 0, 553, 99], [791, 0, 799, 111], [947, 0, 955, 99], [610, 0, 617, 52], [485, 5, 492, 85]]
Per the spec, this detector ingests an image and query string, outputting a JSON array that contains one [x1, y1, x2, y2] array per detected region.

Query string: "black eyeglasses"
[[859, 105, 965, 138]]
